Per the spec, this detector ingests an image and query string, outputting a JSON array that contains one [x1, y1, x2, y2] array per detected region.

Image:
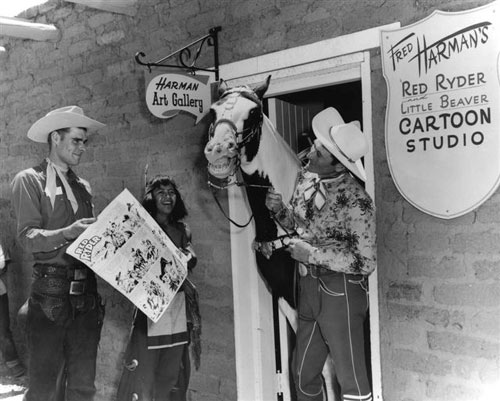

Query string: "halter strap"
[[219, 87, 263, 109]]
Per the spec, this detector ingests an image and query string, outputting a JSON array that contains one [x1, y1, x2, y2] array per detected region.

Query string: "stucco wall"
[[0, 0, 498, 400]]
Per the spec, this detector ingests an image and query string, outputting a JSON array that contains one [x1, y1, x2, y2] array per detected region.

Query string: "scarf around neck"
[[45, 158, 79, 213]]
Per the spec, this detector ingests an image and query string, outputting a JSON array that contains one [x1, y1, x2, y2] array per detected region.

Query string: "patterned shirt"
[[279, 169, 376, 276]]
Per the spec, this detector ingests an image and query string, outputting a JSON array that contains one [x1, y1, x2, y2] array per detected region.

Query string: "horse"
[[204, 75, 300, 316], [204, 76, 339, 400]]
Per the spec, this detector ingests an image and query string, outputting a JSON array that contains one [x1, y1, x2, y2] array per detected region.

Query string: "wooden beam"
[[0, 16, 59, 41], [65, 0, 138, 16]]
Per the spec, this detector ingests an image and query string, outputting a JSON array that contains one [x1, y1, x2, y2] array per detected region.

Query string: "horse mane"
[[241, 115, 301, 204]]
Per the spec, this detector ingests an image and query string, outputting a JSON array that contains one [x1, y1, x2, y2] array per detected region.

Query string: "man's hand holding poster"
[[66, 189, 188, 322]]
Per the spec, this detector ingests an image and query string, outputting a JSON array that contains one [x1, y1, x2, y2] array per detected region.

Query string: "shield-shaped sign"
[[381, 1, 500, 219]]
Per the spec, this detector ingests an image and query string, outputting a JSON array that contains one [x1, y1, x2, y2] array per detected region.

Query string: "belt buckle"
[[69, 281, 86, 295]]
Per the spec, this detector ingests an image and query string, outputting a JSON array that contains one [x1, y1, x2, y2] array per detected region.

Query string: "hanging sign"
[[145, 71, 211, 123], [381, 1, 500, 219]]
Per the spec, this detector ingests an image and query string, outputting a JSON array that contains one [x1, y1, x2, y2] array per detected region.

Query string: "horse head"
[[204, 76, 270, 184]]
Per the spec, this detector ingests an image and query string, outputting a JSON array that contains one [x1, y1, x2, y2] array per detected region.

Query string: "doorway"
[[267, 80, 370, 401], [221, 22, 399, 401]]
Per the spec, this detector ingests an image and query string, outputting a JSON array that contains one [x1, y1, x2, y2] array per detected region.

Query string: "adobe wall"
[[0, 0, 498, 400]]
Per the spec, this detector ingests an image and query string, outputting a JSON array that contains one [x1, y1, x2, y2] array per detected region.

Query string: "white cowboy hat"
[[312, 107, 368, 181], [27, 106, 106, 143]]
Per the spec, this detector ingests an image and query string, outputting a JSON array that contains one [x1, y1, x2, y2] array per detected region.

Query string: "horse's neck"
[[241, 116, 301, 204]]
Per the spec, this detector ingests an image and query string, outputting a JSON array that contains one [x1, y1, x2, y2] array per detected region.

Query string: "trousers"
[[117, 311, 190, 401], [23, 295, 104, 401], [293, 270, 372, 401]]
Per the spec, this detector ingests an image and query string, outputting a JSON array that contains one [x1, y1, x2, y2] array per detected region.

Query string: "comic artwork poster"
[[381, 1, 500, 219], [66, 189, 188, 322]]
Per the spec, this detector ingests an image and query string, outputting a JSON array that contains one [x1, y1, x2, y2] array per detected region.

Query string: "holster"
[[31, 264, 98, 325]]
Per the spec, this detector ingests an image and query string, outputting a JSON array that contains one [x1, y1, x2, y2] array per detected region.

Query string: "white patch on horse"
[[240, 115, 300, 205]]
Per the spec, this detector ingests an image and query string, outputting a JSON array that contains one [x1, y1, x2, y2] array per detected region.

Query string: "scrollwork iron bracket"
[[135, 26, 221, 80]]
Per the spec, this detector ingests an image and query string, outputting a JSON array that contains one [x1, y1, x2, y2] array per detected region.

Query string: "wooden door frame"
[[221, 22, 400, 401]]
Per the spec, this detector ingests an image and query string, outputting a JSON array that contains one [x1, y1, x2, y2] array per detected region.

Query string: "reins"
[[208, 172, 297, 241], [206, 88, 266, 228], [208, 170, 271, 228], [206, 86, 297, 240]]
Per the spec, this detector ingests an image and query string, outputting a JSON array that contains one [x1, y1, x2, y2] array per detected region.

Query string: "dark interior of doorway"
[[266, 80, 372, 401], [266, 80, 364, 155]]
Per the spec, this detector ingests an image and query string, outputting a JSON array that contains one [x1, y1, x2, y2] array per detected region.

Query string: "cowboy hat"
[[312, 107, 368, 181], [27, 106, 106, 143]]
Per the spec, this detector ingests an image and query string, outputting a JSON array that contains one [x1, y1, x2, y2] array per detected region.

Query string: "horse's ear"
[[253, 75, 271, 99], [218, 79, 229, 97]]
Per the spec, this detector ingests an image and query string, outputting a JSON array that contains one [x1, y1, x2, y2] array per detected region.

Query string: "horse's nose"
[[227, 139, 236, 150], [204, 141, 215, 154]]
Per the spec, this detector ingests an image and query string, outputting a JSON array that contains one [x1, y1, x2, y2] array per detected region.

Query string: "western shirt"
[[11, 160, 94, 267], [278, 169, 376, 276]]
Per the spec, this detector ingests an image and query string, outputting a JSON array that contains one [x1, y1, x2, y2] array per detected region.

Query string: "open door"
[[221, 23, 399, 400], [268, 83, 369, 401]]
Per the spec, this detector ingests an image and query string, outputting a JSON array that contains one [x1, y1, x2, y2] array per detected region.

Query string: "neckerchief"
[[303, 177, 327, 211], [45, 158, 78, 213]]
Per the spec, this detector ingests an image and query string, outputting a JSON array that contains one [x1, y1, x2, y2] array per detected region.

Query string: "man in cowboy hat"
[[11, 106, 106, 401], [266, 107, 376, 401]]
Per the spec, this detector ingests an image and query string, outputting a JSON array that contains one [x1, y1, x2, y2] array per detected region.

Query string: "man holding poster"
[[11, 106, 106, 401]]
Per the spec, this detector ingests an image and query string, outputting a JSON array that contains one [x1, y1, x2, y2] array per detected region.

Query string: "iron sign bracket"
[[135, 26, 221, 80]]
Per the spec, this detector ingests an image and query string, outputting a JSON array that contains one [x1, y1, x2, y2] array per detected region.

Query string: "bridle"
[[207, 87, 265, 164], [206, 87, 270, 227], [206, 86, 298, 247]]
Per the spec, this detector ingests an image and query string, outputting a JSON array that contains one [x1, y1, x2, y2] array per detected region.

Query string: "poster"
[[66, 189, 188, 322], [381, 1, 500, 219]]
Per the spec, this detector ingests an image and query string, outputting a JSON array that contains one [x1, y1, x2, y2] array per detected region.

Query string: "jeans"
[[0, 293, 19, 362], [293, 271, 372, 401], [23, 295, 104, 401]]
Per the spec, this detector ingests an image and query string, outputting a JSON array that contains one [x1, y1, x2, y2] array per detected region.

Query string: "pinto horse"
[[204, 76, 338, 400], [204, 76, 300, 313]]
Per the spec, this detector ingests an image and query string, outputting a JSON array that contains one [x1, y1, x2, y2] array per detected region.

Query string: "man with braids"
[[265, 108, 376, 401]]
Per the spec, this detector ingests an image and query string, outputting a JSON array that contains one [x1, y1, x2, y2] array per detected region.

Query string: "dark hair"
[[47, 127, 87, 147], [142, 175, 188, 222]]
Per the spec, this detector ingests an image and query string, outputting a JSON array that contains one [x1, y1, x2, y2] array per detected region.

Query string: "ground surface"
[[0, 365, 27, 400]]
